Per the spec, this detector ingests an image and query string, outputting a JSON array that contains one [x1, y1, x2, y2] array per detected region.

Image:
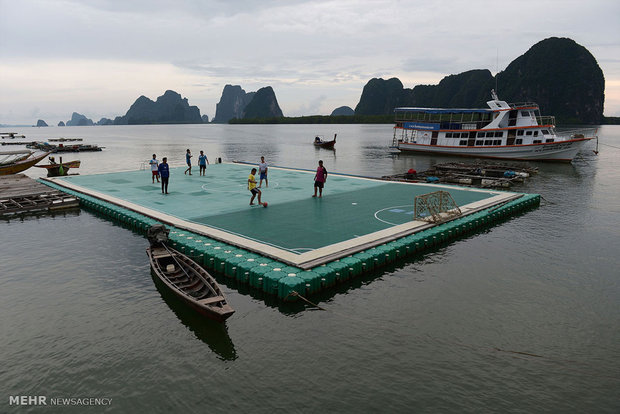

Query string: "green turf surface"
[[56, 163, 495, 253]]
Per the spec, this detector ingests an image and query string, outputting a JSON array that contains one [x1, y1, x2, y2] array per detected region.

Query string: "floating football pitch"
[[46, 162, 519, 268]]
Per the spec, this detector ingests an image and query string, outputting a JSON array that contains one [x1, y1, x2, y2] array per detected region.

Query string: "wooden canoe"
[[0, 151, 51, 176], [146, 244, 235, 322]]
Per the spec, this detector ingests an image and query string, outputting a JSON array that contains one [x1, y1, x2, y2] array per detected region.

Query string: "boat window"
[[542, 129, 550, 135], [486, 132, 495, 137], [459, 140, 468, 146], [545, 139, 554, 143], [477, 132, 485, 138], [526, 130, 533, 136], [521, 111, 530, 117], [493, 140, 502, 145], [533, 139, 542, 144], [515, 138, 523, 145], [533, 131, 539, 137], [517, 130, 524, 136], [446, 132, 452, 138], [494, 131, 503, 137], [484, 140, 493, 145], [475, 140, 483, 146]]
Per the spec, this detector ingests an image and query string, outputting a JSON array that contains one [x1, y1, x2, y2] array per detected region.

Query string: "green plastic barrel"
[[298, 270, 321, 294], [278, 275, 305, 301], [249, 262, 274, 288], [353, 252, 374, 271], [263, 269, 286, 293], [339, 256, 362, 278], [312, 265, 337, 287]]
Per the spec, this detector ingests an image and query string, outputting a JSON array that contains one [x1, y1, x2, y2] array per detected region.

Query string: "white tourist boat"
[[391, 90, 597, 162]]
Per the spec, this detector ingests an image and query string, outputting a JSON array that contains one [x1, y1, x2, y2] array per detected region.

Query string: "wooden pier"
[[0, 174, 79, 215]]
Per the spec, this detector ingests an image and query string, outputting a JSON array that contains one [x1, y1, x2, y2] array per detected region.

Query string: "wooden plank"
[[198, 296, 225, 305]]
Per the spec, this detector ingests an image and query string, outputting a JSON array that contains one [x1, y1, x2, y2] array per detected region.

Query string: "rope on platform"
[[285, 291, 327, 311], [539, 194, 555, 205]]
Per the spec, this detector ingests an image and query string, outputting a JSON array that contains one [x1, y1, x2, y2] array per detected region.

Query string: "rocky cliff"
[[114, 90, 202, 125], [354, 37, 605, 124], [493, 37, 605, 124], [212, 85, 255, 123], [331, 106, 355, 116], [36, 119, 48, 127], [66, 112, 94, 126], [242, 87, 283, 119]]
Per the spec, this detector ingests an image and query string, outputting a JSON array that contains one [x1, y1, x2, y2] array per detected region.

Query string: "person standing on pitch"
[[248, 168, 266, 206], [198, 150, 209, 176], [149, 154, 160, 183], [158, 157, 170, 194], [313, 160, 328, 198], [258, 156, 268, 188], [184, 149, 192, 175]]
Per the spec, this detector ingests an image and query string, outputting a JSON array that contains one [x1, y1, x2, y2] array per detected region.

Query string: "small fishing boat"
[[0, 150, 50, 176], [34, 156, 81, 177], [391, 90, 597, 162], [146, 225, 234, 322], [314, 133, 337, 149]]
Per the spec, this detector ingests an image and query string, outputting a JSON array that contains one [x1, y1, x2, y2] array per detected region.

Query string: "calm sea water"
[[2, 124, 619, 413]]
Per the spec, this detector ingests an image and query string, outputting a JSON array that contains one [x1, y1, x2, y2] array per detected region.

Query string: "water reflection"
[[150, 273, 238, 361]]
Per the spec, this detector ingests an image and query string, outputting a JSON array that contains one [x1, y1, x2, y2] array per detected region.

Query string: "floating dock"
[[1, 174, 79, 215], [41, 163, 539, 300]]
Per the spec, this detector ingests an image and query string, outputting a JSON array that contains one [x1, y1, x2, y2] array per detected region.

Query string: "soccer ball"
[[263, 202, 268, 208]]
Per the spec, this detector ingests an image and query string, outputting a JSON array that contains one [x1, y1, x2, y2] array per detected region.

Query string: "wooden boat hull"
[[314, 140, 336, 149], [146, 245, 234, 322], [35, 160, 81, 176], [0, 152, 50, 176], [395, 137, 591, 162]]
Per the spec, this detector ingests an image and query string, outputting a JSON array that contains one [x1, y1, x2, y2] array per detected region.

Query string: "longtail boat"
[[314, 133, 337, 149], [0, 150, 51, 176]]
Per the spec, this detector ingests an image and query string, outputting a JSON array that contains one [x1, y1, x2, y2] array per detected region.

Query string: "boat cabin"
[[392, 93, 558, 148]]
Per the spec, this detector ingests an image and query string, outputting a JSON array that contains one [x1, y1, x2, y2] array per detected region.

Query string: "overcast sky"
[[1, 0, 619, 124]]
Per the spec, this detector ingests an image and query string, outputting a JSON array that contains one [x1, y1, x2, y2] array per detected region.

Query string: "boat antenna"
[[495, 48, 499, 96]]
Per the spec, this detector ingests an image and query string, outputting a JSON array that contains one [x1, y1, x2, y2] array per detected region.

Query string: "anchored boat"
[[0, 150, 50, 176], [391, 90, 597, 162], [146, 225, 234, 322], [314, 133, 337, 149], [34, 156, 81, 177]]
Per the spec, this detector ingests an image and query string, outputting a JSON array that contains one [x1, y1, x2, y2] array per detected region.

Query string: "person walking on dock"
[[198, 150, 209, 176], [258, 156, 268, 188], [184, 149, 192, 175], [149, 154, 160, 183], [158, 157, 170, 194], [313, 160, 328, 198], [248, 168, 266, 206]]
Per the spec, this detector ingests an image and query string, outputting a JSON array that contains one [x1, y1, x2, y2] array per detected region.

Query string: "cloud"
[[1, 0, 619, 122]]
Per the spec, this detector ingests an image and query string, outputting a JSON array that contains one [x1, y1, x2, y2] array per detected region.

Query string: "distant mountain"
[[494, 37, 604, 124], [66, 112, 94, 126], [213, 85, 283, 122], [114, 90, 202, 125], [354, 37, 605, 124], [242, 87, 283, 119], [58, 121, 65, 127], [331, 106, 354, 116], [212, 85, 256, 123], [97, 118, 114, 125], [36, 119, 48, 127]]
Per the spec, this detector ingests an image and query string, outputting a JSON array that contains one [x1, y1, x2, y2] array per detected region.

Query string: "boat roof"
[[394, 107, 493, 114]]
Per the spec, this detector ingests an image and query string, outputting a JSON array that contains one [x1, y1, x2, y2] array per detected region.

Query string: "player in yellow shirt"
[[248, 168, 267, 207]]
